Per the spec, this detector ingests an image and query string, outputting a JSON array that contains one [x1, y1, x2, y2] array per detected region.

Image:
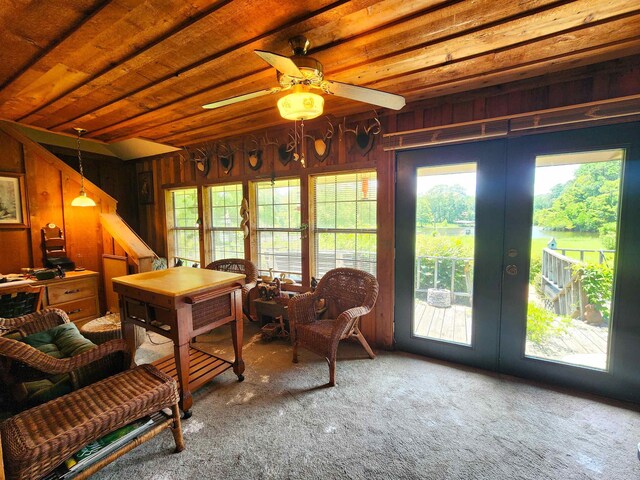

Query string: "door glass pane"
[[414, 163, 476, 345], [526, 149, 623, 370]]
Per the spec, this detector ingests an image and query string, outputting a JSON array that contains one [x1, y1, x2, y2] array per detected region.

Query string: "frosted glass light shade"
[[277, 86, 324, 121], [71, 190, 96, 207]]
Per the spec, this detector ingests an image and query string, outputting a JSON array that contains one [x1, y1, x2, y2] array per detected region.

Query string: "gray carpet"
[[92, 322, 640, 480]]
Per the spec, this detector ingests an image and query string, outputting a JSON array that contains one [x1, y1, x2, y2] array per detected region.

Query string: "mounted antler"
[[342, 113, 381, 156], [245, 135, 263, 171], [276, 129, 296, 166], [179, 142, 214, 176], [216, 142, 239, 175], [303, 117, 334, 162]]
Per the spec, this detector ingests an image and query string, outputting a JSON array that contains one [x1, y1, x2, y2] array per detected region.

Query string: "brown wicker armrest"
[[331, 306, 372, 342], [288, 291, 318, 326], [0, 308, 70, 337], [0, 337, 130, 375]]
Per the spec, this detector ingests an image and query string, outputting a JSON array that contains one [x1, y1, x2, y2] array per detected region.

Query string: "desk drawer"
[[47, 279, 95, 305], [56, 297, 97, 323]]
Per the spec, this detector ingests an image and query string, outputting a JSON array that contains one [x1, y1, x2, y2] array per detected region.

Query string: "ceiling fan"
[[202, 36, 406, 119]]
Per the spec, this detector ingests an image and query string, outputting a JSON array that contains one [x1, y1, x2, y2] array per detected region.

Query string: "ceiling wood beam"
[[157, 30, 640, 145], [0, 0, 112, 91], [0, 0, 233, 119], [101, 1, 640, 144], [67, 0, 567, 141], [27, 0, 386, 131]]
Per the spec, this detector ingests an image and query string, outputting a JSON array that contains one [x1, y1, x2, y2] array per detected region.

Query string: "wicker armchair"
[[288, 268, 379, 386], [0, 308, 130, 410], [206, 258, 258, 319], [0, 284, 44, 318]]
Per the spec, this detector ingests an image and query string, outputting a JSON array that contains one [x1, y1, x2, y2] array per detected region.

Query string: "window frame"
[[251, 176, 303, 281], [310, 169, 378, 278], [165, 186, 201, 267], [203, 182, 245, 264]]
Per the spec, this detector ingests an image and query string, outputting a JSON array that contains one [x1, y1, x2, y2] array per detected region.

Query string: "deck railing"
[[541, 247, 614, 316], [415, 255, 473, 305]]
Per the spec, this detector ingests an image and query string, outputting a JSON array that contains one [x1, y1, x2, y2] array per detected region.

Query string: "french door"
[[394, 123, 640, 403]]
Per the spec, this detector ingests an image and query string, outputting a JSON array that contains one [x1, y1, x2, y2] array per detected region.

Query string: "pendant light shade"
[[71, 128, 96, 207], [71, 191, 96, 207]]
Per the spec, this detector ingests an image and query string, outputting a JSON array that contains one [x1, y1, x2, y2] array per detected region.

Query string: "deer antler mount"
[[180, 143, 214, 176], [245, 135, 263, 171], [304, 118, 334, 162], [343, 115, 381, 156]]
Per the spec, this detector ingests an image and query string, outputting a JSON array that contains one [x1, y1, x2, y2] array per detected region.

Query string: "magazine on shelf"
[[61, 416, 154, 474]]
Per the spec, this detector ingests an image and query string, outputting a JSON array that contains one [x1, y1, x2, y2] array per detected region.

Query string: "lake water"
[[531, 226, 598, 241]]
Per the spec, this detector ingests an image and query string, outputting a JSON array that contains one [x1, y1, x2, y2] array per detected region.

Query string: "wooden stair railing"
[[100, 213, 156, 273]]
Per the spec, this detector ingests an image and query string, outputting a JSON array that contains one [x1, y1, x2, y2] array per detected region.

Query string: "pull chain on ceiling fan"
[[202, 36, 406, 120]]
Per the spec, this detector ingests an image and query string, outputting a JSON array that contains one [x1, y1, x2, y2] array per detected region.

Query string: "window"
[[254, 178, 302, 281], [166, 188, 200, 266], [206, 183, 244, 261], [312, 171, 377, 277]]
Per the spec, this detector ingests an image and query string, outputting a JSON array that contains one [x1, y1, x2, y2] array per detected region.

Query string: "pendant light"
[[70, 127, 96, 207]]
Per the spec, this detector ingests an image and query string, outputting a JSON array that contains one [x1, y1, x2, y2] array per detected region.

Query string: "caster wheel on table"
[[237, 374, 245, 382], [181, 410, 192, 420]]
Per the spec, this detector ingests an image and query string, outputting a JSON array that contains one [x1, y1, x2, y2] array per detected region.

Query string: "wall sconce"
[[70, 127, 96, 207]]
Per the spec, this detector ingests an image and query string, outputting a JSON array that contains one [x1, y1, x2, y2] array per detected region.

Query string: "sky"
[[416, 164, 579, 196]]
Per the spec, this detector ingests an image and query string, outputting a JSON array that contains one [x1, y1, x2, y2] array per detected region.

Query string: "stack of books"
[[45, 416, 155, 479]]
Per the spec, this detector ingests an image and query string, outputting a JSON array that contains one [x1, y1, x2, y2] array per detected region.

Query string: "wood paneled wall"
[[43, 144, 139, 230], [0, 122, 123, 314], [133, 56, 638, 349]]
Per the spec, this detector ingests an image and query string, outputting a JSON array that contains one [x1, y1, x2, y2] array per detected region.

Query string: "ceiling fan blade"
[[254, 50, 304, 78], [202, 88, 280, 109], [324, 80, 405, 110]]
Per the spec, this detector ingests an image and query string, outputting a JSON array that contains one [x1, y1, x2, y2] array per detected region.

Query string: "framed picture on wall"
[[0, 173, 28, 228], [137, 171, 154, 204]]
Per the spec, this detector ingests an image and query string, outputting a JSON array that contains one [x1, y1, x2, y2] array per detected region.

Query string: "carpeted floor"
[[87, 321, 639, 480]]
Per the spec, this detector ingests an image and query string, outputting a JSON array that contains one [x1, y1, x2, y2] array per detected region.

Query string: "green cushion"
[[15, 323, 97, 406], [21, 322, 96, 358]]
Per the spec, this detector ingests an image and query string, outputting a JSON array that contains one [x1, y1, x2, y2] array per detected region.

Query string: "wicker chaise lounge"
[[0, 363, 184, 480]]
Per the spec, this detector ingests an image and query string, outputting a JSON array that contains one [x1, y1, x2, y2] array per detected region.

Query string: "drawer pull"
[[67, 308, 82, 315], [64, 289, 81, 295]]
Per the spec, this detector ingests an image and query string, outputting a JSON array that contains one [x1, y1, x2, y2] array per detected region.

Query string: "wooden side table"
[[254, 298, 289, 327], [113, 267, 245, 417]]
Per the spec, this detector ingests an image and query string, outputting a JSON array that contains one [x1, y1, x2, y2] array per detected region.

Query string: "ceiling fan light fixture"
[[277, 85, 324, 121]]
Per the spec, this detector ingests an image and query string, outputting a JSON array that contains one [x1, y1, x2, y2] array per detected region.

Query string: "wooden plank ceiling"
[[1, 0, 639, 147]]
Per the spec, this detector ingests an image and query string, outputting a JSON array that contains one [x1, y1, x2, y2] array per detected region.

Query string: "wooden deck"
[[413, 300, 609, 369], [414, 301, 472, 345], [525, 318, 609, 369]]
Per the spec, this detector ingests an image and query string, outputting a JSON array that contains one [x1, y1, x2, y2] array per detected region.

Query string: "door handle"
[[505, 264, 518, 276]]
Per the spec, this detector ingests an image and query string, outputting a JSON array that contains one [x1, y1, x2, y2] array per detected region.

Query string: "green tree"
[[416, 184, 474, 226], [533, 161, 621, 232]]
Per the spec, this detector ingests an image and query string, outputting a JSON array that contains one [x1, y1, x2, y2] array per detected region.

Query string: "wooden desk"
[[112, 267, 245, 416], [33, 270, 100, 327]]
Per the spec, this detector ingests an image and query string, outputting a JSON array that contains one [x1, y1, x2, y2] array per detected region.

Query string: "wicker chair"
[[0, 308, 130, 410], [288, 268, 379, 386], [205, 258, 258, 319], [0, 284, 44, 318]]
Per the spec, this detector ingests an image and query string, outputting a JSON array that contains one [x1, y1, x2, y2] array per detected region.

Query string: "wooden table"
[[112, 267, 245, 416]]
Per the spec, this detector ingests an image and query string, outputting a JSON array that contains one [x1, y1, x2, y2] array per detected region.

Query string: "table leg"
[[120, 297, 138, 368], [174, 307, 192, 416], [231, 290, 245, 381], [174, 341, 192, 416]]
